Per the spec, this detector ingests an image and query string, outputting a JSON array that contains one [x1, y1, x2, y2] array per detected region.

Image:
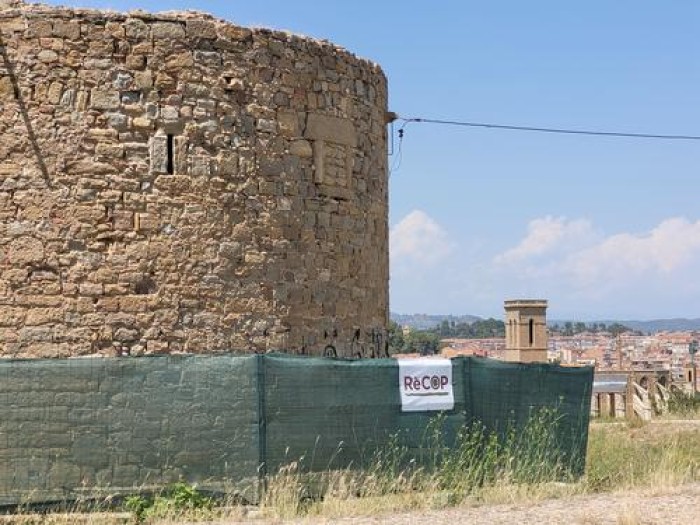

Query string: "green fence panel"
[[262, 354, 469, 473], [0, 354, 593, 505], [0, 355, 260, 506], [467, 358, 593, 475]]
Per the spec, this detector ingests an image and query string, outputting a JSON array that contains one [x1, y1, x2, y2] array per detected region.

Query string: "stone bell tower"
[[504, 300, 548, 363]]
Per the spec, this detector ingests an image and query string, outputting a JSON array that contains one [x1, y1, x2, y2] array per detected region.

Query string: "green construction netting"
[[467, 358, 593, 475], [0, 356, 260, 506], [0, 354, 593, 506]]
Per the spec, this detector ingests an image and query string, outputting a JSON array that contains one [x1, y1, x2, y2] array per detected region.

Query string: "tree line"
[[388, 319, 636, 355], [549, 322, 635, 337], [389, 318, 506, 355]]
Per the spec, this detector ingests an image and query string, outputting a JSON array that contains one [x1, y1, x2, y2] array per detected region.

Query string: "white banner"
[[398, 358, 454, 412]]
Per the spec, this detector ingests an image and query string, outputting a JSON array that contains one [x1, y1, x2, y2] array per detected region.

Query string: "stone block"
[[0, 77, 15, 101], [124, 18, 149, 40], [191, 156, 211, 177], [0, 307, 25, 326], [152, 22, 186, 40], [9, 237, 44, 265], [25, 308, 62, 326], [165, 51, 194, 70], [37, 49, 58, 63], [217, 24, 252, 42], [18, 326, 53, 344], [90, 89, 120, 110], [95, 142, 124, 158], [305, 113, 357, 147], [27, 19, 53, 38], [289, 139, 313, 158], [149, 134, 169, 174], [217, 151, 239, 177], [187, 20, 217, 39], [133, 116, 154, 130], [135, 212, 159, 231], [134, 70, 153, 89], [126, 54, 146, 70], [278, 111, 300, 137], [52, 20, 81, 40], [79, 283, 104, 296], [45, 81, 64, 104]]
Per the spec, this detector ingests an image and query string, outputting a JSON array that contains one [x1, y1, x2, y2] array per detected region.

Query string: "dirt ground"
[[230, 482, 700, 525], [2, 483, 697, 524]]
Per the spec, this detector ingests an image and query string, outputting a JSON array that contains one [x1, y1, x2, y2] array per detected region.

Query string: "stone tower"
[[504, 300, 548, 363], [0, 1, 389, 358]]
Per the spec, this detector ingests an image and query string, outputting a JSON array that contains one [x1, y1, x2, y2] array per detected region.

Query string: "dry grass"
[[0, 513, 130, 524], [585, 421, 700, 494], [615, 505, 642, 525], [258, 409, 582, 519], [255, 417, 700, 521], [2, 417, 699, 523]]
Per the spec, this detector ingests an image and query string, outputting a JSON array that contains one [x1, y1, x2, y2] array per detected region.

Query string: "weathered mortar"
[[0, 1, 389, 357]]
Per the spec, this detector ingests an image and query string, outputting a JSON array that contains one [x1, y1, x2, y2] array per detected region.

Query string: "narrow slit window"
[[529, 319, 534, 346], [166, 134, 174, 174]]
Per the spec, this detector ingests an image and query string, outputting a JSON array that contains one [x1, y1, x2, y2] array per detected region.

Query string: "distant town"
[[391, 313, 699, 381]]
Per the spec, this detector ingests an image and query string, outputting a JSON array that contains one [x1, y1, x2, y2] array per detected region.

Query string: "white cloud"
[[390, 210, 453, 268], [495, 216, 700, 294], [495, 216, 596, 265], [564, 217, 700, 285]]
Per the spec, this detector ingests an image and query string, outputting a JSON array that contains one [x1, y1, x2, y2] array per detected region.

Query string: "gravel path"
[[228, 483, 700, 525]]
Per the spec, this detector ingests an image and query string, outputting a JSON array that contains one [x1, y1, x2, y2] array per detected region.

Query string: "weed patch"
[[124, 482, 214, 522], [666, 391, 700, 418]]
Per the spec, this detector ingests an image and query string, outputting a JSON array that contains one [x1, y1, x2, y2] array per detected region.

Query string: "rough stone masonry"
[[0, 1, 390, 358]]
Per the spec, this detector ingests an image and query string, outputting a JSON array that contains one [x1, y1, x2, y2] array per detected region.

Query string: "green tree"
[[387, 320, 405, 355], [438, 319, 452, 337], [563, 322, 574, 336], [469, 318, 505, 338], [608, 323, 631, 337], [403, 330, 440, 355]]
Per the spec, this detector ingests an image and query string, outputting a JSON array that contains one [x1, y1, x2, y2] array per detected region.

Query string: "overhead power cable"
[[398, 117, 700, 141]]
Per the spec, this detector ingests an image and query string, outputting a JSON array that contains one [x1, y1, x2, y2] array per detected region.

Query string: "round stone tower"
[[0, 1, 389, 357]]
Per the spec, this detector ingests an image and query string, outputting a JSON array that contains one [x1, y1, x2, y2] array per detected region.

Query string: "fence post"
[[465, 357, 474, 422], [256, 354, 268, 496]]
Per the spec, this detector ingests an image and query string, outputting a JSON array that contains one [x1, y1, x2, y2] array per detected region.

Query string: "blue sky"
[[42, 1, 700, 320]]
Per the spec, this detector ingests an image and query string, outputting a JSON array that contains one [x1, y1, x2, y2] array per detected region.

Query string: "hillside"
[[394, 313, 700, 334], [550, 318, 700, 334], [390, 313, 482, 330]]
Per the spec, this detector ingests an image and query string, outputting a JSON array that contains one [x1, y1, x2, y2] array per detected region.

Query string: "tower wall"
[[0, 2, 389, 357]]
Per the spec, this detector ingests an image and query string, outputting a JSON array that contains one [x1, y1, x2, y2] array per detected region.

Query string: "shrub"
[[667, 390, 700, 417], [125, 482, 213, 522]]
